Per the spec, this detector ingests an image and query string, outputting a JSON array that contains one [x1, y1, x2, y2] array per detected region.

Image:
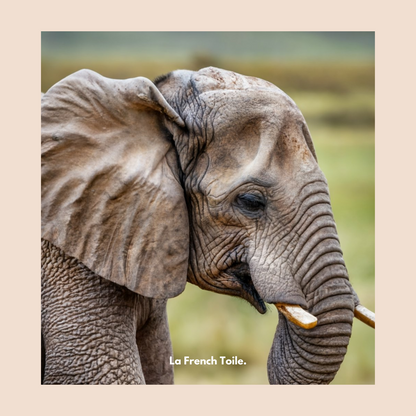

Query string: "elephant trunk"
[[268, 283, 354, 384], [246, 185, 358, 384], [266, 232, 355, 384]]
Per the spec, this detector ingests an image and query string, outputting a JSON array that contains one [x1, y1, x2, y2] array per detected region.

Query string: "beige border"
[[4, 0, 413, 414]]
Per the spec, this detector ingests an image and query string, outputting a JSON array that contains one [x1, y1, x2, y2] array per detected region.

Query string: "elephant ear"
[[41, 69, 189, 299]]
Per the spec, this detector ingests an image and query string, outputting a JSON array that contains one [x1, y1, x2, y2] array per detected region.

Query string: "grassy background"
[[42, 32, 375, 384]]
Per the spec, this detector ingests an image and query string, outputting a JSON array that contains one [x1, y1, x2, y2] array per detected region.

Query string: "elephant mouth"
[[225, 262, 267, 314]]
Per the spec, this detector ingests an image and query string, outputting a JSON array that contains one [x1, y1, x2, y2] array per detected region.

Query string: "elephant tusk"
[[354, 305, 375, 328], [275, 303, 318, 329]]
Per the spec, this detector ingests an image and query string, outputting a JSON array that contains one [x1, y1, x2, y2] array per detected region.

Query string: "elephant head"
[[41, 67, 374, 384]]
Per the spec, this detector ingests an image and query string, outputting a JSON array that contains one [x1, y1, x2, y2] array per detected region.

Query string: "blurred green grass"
[[41, 57, 374, 96], [42, 57, 375, 384]]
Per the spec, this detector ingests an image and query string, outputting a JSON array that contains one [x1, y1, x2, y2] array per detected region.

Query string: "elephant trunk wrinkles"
[[259, 189, 354, 384], [267, 234, 354, 384]]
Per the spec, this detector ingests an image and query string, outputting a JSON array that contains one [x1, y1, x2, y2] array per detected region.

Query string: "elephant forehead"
[[200, 89, 301, 129], [193, 67, 279, 91], [197, 90, 305, 149], [195, 112, 317, 200]]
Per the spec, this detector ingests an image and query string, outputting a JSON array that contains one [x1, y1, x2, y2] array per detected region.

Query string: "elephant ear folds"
[[41, 69, 189, 299]]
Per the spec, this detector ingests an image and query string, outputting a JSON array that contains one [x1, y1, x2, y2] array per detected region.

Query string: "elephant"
[[41, 66, 374, 384]]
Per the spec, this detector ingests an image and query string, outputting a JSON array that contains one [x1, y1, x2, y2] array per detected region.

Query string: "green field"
[[42, 56, 375, 384]]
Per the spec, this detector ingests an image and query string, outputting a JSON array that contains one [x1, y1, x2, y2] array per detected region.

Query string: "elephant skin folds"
[[41, 240, 173, 384]]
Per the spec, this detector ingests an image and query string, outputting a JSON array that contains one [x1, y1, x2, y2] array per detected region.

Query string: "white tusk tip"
[[275, 303, 318, 330], [354, 305, 375, 329]]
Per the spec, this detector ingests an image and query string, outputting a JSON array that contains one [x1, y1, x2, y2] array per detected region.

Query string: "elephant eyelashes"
[[235, 193, 266, 215]]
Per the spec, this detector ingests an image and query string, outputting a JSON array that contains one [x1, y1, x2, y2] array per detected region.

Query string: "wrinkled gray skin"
[[42, 240, 172, 384], [41, 67, 358, 384]]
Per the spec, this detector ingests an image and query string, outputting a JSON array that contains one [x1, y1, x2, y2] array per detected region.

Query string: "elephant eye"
[[235, 193, 266, 214]]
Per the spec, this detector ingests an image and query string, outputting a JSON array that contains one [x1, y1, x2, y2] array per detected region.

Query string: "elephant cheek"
[[267, 285, 354, 385]]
